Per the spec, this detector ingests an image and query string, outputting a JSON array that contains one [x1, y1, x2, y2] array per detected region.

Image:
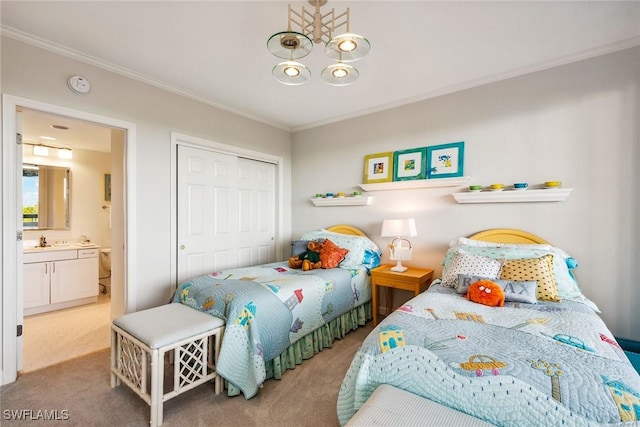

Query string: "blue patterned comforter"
[[337, 284, 640, 426], [172, 262, 370, 398]]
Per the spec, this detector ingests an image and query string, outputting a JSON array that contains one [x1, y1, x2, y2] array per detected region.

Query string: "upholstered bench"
[[110, 303, 225, 427], [346, 384, 494, 426]]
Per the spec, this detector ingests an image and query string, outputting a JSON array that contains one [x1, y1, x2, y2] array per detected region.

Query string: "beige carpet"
[[22, 292, 111, 372], [1, 321, 373, 427]]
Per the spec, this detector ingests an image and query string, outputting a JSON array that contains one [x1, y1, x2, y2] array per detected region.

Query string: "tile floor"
[[22, 292, 111, 373]]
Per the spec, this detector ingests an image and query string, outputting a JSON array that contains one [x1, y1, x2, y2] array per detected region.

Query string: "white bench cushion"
[[346, 384, 494, 427], [113, 303, 224, 348]]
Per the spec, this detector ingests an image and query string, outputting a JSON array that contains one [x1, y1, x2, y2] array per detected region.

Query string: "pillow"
[[457, 274, 538, 304], [301, 229, 381, 268], [440, 249, 504, 288], [291, 240, 311, 257], [442, 243, 581, 299], [500, 255, 560, 302], [319, 239, 349, 269], [453, 237, 553, 249], [362, 248, 381, 270]]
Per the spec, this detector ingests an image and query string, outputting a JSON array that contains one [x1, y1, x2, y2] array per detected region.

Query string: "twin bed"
[[172, 225, 379, 398], [337, 228, 640, 426], [171, 225, 640, 426]]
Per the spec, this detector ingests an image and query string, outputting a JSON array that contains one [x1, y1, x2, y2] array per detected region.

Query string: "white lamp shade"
[[381, 218, 417, 237]]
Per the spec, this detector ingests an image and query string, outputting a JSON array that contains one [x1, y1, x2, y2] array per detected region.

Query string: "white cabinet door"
[[50, 257, 98, 304], [23, 262, 50, 308]]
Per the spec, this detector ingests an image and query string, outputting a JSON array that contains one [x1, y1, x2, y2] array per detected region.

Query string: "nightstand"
[[370, 265, 434, 326]]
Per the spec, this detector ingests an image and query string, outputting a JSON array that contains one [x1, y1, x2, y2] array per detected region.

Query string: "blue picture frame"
[[426, 141, 465, 179]]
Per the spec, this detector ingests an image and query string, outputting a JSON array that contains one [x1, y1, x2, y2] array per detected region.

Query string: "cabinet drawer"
[[78, 249, 98, 258], [24, 249, 78, 263]]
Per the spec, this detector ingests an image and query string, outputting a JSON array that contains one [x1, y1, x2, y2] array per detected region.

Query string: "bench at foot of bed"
[[345, 384, 494, 426]]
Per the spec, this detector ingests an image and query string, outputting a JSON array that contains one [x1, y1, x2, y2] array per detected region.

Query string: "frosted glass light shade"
[[272, 61, 311, 85]]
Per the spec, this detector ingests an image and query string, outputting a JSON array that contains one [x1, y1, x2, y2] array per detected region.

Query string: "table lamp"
[[381, 218, 417, 272]]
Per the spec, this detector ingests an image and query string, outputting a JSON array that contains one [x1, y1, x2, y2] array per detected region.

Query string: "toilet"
[[100, 248, 111, 276], [99, 248, 111, 293]]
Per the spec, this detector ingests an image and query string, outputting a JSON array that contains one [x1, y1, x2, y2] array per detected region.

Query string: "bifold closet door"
[[177, 145, 275, 284]]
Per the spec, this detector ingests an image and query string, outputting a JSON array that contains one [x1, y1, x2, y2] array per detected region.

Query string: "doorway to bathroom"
[[19, 108, 120, 372], [2, 95, 136, 383], [19, 108, 124, 372]]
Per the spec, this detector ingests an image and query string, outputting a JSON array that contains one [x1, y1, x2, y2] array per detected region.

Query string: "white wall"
[[291, 47, 640, 341], [1, 37, 292, 312], [22, 147, 112, 248]]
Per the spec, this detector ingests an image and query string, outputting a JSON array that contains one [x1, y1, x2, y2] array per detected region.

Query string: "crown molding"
[[0, 25, 289, 132]]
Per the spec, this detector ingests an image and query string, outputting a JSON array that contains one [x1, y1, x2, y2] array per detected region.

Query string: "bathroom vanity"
[[23, 245, 99, 315]]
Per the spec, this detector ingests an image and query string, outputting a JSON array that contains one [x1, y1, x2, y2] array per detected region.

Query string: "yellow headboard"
[[468, 228, 549, 245], [326, 224, 367, 237]]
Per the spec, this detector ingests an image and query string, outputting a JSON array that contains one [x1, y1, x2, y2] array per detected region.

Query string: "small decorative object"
[[513, 182, 528, 190], [467, 280, 505, 307], [288, 240, 324, 271], [363, 152, 394, 184], [469, 185, 482, 192], [393, 147, 427, 181], [490, 183, 504, 191], [315, 193, 323, 198], [544, 181, 562, 188], [104, 174, 111, 201], [352, 191, 362, 197], [381, 218, 417, 272], [426, 141, 464, 179], [336, 192, 345, 197], [325, 192, 334, 198]]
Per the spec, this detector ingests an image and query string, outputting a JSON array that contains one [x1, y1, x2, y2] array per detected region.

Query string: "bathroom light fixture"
[[32, 145, 49, 157], [26, 143, 72, 159], [267, 0, 370, 86], [57, 148, 73, 159], [381, 218, 417, 272]]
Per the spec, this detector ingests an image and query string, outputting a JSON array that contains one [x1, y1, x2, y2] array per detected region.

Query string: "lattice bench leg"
[[111, 323, 224, 427]]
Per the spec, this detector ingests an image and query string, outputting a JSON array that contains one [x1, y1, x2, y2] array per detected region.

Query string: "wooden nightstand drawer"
[[374, 276, 417, 291]]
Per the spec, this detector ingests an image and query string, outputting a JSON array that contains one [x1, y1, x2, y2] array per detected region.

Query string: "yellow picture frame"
[[363, 152, 394, 183]]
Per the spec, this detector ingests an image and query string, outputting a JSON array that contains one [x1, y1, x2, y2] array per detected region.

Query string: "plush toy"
[[467, 280, 505, 307], [288, 240, 324, 271]]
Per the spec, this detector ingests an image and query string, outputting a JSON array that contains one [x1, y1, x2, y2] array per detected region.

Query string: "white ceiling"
[[3, 1, 640, 143]]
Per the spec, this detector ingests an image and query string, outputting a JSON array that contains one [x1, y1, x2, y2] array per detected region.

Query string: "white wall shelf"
[[360, 176, 470, 191], [311, 196, 374, 207], [452, 188, 573, 204]]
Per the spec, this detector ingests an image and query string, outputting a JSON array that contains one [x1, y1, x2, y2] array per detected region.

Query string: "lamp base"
[[390, 261, 408, 273]]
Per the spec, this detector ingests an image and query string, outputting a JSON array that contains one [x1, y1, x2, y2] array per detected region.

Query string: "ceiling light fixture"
[[267, 0, 370, 86]]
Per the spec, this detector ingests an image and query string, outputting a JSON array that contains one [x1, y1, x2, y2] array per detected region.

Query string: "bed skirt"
[[226, 301, 372, 397]]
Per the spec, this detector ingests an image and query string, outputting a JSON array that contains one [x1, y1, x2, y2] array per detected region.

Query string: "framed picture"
[[363, 152, 394, 184], [426, 141, 465, 179], [104, 174, 111, 201], [393, 147, 427, 181]]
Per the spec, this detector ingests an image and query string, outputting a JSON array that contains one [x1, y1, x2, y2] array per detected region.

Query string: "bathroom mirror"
[[23, 164, 70, 230]]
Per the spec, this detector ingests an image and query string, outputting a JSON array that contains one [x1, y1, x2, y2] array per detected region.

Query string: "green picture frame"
[[393, 147, 427, 181], [104, 174, 111, 201]]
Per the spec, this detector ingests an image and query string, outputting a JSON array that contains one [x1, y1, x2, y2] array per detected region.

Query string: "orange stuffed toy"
[[288, 240, 324, 271], [467, 280, 505, 307]]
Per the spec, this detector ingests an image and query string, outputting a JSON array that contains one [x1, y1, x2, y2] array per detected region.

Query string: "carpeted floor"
[[1, 321, 373, 427]]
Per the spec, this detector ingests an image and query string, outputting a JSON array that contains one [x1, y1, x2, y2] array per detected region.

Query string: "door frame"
[[170, 132, 284, 288], [1, 94, 137, 385]]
